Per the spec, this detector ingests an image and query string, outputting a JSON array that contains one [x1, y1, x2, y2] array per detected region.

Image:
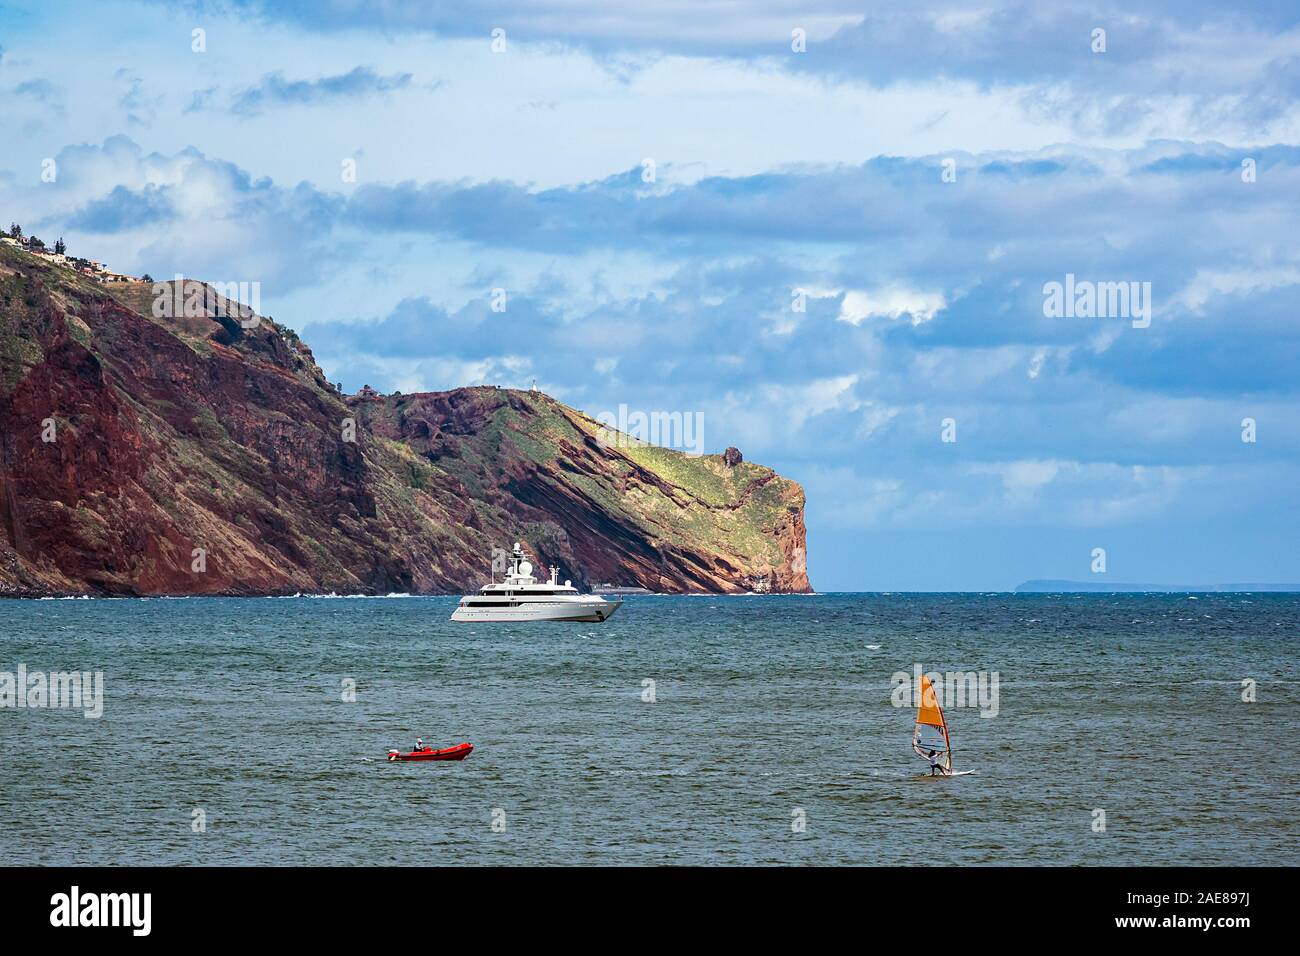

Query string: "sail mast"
[[939, 691, 952, 772]]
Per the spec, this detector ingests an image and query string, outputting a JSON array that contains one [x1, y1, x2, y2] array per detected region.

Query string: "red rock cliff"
[[0, 246, 812, 596]]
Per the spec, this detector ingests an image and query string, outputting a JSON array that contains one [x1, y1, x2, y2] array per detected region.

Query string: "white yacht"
[[450, 543, 622, 623]]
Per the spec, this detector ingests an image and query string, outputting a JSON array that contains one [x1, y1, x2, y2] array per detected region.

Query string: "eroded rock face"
[[0, 247, 812, 596]]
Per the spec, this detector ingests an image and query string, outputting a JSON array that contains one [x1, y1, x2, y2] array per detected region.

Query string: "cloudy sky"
[[3, 0, 1298, 589]]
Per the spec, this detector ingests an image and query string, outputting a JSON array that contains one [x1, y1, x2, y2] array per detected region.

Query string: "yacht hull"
[[450, 600, 621, 623]]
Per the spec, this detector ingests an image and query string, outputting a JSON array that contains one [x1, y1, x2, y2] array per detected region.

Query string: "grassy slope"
[[503, 394, 798, 571]]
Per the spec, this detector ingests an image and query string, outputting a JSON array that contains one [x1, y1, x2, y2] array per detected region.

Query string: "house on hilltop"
[[0, 224, 137, 282]]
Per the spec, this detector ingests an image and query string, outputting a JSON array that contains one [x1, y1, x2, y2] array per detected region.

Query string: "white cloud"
[[1176, 267, 1300, 313], [838, 287, 947, 326]]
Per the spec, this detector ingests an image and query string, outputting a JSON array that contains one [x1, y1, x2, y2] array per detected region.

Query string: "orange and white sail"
[[912, 673, 952, 772]]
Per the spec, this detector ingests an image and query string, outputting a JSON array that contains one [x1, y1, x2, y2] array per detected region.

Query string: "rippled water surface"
[[2, 593, 1297, 865]]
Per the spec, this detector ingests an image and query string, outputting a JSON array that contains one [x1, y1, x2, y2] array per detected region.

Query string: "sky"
[[2, 0, 1298, 590]]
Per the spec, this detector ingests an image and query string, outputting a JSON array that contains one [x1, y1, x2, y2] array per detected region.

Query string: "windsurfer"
[[927, 749, 948, 776]]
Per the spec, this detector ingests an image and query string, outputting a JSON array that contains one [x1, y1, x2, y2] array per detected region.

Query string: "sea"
[[1, 593, 1296, 866]]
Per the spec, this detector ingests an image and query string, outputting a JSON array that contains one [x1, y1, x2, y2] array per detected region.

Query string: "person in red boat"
[[414, 737, 427, 753]]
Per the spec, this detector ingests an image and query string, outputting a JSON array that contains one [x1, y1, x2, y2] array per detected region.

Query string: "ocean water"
[[1, 593, 1297, 866]]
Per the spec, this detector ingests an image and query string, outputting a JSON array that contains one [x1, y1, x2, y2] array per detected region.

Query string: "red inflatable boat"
[[387, 742, 473, 762]]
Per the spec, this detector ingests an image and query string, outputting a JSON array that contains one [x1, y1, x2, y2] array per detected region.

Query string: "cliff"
[[0, 243, 811, 596]]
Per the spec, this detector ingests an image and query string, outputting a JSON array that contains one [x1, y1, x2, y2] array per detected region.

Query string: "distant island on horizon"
[[1015, 580, 1300, 593]]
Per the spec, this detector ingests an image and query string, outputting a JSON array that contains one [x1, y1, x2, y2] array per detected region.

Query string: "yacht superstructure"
[[450, 543, 622, 623]]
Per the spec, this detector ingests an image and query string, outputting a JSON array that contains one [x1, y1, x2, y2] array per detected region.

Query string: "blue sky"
[[2, 0, 1298, 589]]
